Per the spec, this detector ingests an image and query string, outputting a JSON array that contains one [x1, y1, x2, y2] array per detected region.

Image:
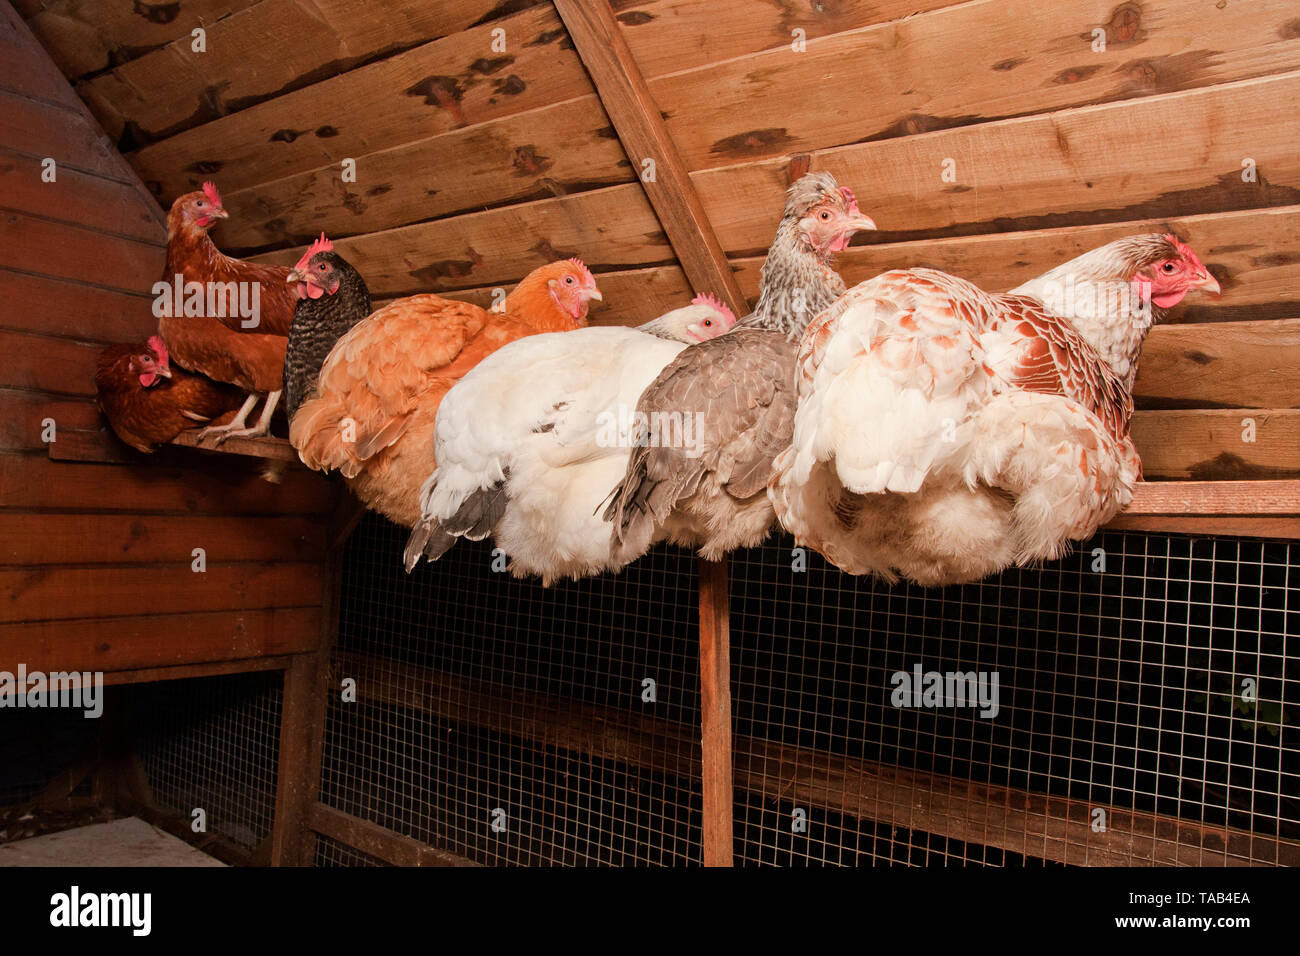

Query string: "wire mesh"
[[135, 672, 283, 850], [325, 513, 703, 866], [324, 515, 1295, 867], [728, 530, 1297, 866], [315, 834, 391, 867]]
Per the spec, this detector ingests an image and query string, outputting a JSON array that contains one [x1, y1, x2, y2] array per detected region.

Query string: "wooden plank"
[[0, 329, 106, 396], [121, 2, 589, 188], [654, 0, 1300, 173], [99, 654, 295, 688], [0, 562, 324, 623], [1136, 320, 1300, 409], [271, 653, 318, 866], [1124, 479, 1300, 516], [170, 430, 299, 462], [1133, 410, 1300, 481], [0, 213, 164, 293], [78, 0, 554, 146], [0, 89, 134, 183], [342, 650, 1296, 866], [0, 270, 158, 343], [695, 70, 1300, 254], [0, 148, 164, 242], [0, 606, 320, 674], [252, 182, 670, 296], [25, 0, 260, 80], [696, 557, 734, 867], [0, 392, 100, 452], [1106, 514, 1300, 538], [0, 513, 327, 565], [0, 455, 335, 514], [306, 804, 479, 867]]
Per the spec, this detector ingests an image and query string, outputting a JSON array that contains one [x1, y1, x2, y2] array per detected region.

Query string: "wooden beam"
[[270, 653, 318, 866], [697, 557, 734, 867], [306, 804, 479, 867], [98, 655, 295, 688], [552, 0, 747, 315], [1124, 479, 1300, 516]]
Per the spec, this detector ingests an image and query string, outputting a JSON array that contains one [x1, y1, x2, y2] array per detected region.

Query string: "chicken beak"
[[286, 267, 307, 284], [847, 213, 878, 232], [213, 207, 230, 220], [585, 287, 603, 302], [157, 366, 172, 379], [1194, 272, 1222, 296]]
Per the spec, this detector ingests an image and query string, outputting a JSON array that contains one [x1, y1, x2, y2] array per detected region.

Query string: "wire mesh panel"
[[328, 516, 1295, 866], [135, 673, 283, 850], [315, 834, 391, 867], [325, 513, 704, 866], [728, 530, 1297, 866]]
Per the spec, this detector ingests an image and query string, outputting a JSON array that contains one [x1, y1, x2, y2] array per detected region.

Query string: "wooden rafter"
[[552, 0, 747, 316]]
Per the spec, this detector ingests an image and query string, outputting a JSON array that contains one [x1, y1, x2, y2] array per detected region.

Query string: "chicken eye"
[[196, 201, 206, 208], [1162, 262, 1177, 273], [318, 263, 328, 271], [819, 210, 832, 221], [564, 275, 575, 284], [703, 319, 713, 326]]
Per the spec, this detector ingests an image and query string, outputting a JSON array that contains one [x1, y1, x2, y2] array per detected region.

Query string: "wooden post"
[[552, 0, 748, 315], [697, 557, 734, 866]]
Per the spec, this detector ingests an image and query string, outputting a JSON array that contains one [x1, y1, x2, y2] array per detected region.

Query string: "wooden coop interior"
[[1, 0, 1297, 866]]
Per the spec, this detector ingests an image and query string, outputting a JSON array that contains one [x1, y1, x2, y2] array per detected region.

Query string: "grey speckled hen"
[[282, 238, 372, 421], [602, 171, 877, 563]]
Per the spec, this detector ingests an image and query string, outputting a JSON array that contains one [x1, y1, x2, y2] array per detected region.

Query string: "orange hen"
[[290, 259, 600, 527], [156, 182, 297, 443]]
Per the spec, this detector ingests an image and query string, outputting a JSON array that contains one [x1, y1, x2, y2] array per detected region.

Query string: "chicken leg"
[[197, 390, 281, 445]]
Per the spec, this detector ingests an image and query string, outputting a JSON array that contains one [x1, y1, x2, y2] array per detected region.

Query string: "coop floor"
[[0, 817, 227, 867]]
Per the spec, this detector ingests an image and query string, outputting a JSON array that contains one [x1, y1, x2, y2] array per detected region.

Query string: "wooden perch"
[[47, 426, 300, 464]]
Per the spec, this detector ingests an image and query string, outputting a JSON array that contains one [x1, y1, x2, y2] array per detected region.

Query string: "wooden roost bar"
[[1, 0, 1298, 876]]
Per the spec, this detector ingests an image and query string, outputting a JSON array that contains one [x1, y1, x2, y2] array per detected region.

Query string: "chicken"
[[282, 234, 372, 421], [601, 172, 876, 565], [94, 335, 244, 453], [633, 293, 736, 342], [156, 181, 297, 444], [403, 172, 873, 582], [290, 259, 601, 528], [768, 234, 1222, 586]]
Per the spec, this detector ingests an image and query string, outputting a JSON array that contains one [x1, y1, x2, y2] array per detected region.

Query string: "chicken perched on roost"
[[281, 234, 372, 421], [156, 181, 296, 444], [403, 171, 874, 583], [94, 335, 244, 453], [290, 259, 602, 528], [768, 234, 1222, 585], [601, 171, 877, 565]]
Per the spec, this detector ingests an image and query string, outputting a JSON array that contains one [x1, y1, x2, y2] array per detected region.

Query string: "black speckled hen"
[[282, 234, 373, 422]]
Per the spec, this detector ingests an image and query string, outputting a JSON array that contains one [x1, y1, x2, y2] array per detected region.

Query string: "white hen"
[[769, 234, 1221, 586]]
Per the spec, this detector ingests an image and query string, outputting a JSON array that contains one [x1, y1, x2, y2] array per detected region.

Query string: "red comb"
[[147, 334, 169, 366], [691, 292, 736, 325], [839, 185, 861, 214], [293, 232, 334, 272], [1164, 233, 1204, 266], [567, 257, 594, 284], [201, 181, 222, 207]]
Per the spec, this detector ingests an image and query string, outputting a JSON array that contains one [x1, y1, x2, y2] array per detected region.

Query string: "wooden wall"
[[19, 0, 1300, 483], [0, 3, 332, 678]]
